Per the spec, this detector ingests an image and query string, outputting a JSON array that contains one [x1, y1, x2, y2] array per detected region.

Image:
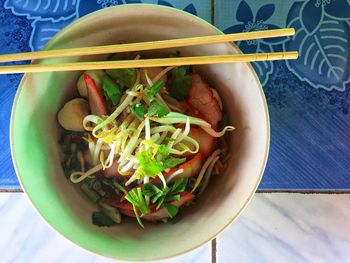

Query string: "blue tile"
[[215, 0, 350, 190]]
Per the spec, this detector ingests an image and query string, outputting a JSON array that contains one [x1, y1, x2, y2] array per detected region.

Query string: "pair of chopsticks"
[[0, 28, 298, 74]]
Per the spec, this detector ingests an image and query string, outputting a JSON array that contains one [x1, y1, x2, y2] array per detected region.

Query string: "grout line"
[[0, 189, 23, 193], [256, 190, 350, 194], [211, 0, 215, 25], [211, 238, 217, 263], [1, 189, 350, 194]]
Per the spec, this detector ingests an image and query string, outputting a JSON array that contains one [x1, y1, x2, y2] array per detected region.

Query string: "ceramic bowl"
[[10, 4, 269, 261]]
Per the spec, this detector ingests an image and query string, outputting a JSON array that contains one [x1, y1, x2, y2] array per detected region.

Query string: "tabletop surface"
[[1, 192, 350, 262], [0, 0, 349, 191]]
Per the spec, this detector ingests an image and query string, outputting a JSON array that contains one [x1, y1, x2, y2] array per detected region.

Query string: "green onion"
[[144, 80, 164, 99], [147, 100, 170, 118], [131, 103, 147, 119]]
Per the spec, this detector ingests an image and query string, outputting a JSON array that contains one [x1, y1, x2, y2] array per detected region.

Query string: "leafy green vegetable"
[[157, 144, 170, 159], [147, 100, 170, 118], [136, 149, 163, 178], [101, 75, 123, 105], [169, 66, 192, 101], [131, 103, 147, 119], [124, 187, 149, 228], [92, 211, 116, 227], [163, 204, 179, 218], [106, 68, 136, 89], [163, 157, 186, 169], [125, 187, 149, 215], [135, 145, 184, 178], [171, 177, 188, 193], [144, 80, 164, 98], [143, 178, 189, 211]]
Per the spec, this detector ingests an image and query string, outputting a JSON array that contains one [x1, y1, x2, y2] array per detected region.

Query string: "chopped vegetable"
[[92, 211, 116, 227], [101, 75, 123, 105], [59, 56, 235, 228], [169, 66, 192, 101], [163, 204, 179, 218], [124, 187, 149, 227], [147, 100, 170, 118], [143, 178, 188, 210], [144, 80, 164, 99], [136, 149, 163, 179], [163, 157, 186, 169], [106, 68, 136, 89], [131, 103, 147, 119]]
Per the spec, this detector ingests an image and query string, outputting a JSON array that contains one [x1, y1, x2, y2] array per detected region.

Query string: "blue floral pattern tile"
[[215, 0, 350, 190]]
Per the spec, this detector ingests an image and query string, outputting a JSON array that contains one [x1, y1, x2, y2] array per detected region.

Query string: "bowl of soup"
[[10, 4, 269, 261]]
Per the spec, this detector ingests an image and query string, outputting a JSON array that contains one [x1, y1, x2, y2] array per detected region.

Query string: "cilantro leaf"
[[141, 178, 189, 215], [136, 149, 163, 178], [163, 204, 179, 218], [163, 157, 186, 169], [101, 75, 123, 105], [171, 178, 188, 193], [125, 187, 149, 215], [157, 144, 170, 159], [169, 67, 192, 101], [106, 68, 136, 89], [92, 211, 116, 227]]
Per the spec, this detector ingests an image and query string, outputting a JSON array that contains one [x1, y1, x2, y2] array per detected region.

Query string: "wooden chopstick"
[[0, 52, 298, 74], [0, 28, 295, 63]]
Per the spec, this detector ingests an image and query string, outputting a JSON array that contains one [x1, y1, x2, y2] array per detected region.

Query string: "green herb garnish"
[[163, 157, 186, 169], [106, 68, 136, 89], [143, 178, 189, 217], [131, 103, 147, 119], [101, 75, 123, 105], [169, 66, 192, 101], [124, 187, 149, 228], [163, 204, 179, 218], [136, 149, 164, 178], [147, 100, 170, 118], [144, 80, 164, 99]]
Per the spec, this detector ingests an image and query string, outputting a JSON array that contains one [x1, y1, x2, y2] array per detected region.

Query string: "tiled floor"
[[1, 193, 350, 262]]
